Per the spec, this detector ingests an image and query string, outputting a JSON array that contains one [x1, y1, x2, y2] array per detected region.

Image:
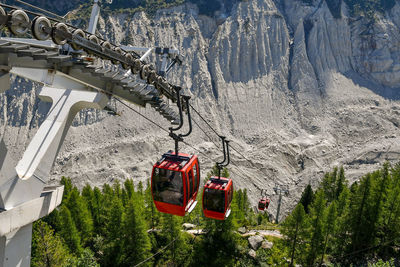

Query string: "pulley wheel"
[[147, 70, 157, 84], [155, 76, 165, 92], [0, 7, 6, 25], [112, 47, 123, 65], [31, 16, 51, 41], [131, 59, 142, 74], [101, 41, 112, 59], [52, 23, 69, 45], [122, 52, 133, 70], [140, 64, 151, 80], [71, 29, 85, 51], [89, 34, 99, 44], [9, 10, 30, 36]]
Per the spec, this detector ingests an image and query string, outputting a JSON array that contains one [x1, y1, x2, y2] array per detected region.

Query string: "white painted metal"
[[16, 86, 108, 181], [140, 48, 154, 61], [0, 63, 108, 267], [0, 224, 32, 267], [88, 0, 100, 35], [0, 186, 64, 267]]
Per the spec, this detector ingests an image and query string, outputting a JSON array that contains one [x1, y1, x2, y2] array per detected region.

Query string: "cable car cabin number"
[[202, 177, 233, 220], [151, 151, 200, 216]]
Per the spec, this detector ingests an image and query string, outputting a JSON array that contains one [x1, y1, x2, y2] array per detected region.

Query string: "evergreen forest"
[[32, 163, 400, 266]]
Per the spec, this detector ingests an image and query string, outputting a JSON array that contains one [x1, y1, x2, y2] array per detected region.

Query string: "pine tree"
[[60, 177, 73, 201], [299, 184, 314, 214], [102, 196, 124, 266], [379, 163, 400, 257], [349, 173, 373, 256], [31, 221, 70, 267], [144, 179, 160, 229], [120, 198, 152, 266], [64, 187, 94, 246], [159, 213, 187, 266], [331, 186, 351, 260], [281, 203, 309, 266], [335, 167, 346, 199], [321, 167, 338, 202], [194, 216, 238, 266], [319, 201, 337, 265], [58, 206, 82, 255], [306, 190, 327, 266]]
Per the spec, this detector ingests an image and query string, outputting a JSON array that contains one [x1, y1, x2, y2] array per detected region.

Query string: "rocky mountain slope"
[[1, 0, 400, 218]]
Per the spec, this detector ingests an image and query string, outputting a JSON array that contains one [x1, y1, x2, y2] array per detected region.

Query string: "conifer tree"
[[335, 167, 346, 199], [331, 186, 351, 260], [64, 187, 94, 246], [379, 163, 400, 257], [306, 190, 327, 266], [159, 213, 187, 266], [349, 173, 373, 255], [58, 206, 82, 255], [144, 179, 160, 228], [281, 203, 308, 266], [120, 198, 152, 266], [102, 195, 124, 266], [319, 201, 337, 266], [299, 184, 314, 214], [31, 221, 70, 267], [92, 187, 106, 236], [60, 177, 73, 200]]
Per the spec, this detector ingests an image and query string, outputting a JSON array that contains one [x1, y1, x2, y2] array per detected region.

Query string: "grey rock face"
[[1, 0, 400, 219], [182, 223, 196, 230], [248, 235, 264, 250], [238, 226, 247, 234], [248, 249, 257, 258], [261, 240, 273, 249]]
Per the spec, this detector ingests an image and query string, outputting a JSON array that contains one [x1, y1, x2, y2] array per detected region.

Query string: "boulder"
[[261, 240, 273, 249], [238, 227, 247, 234], [182, 223, 196, 230], [248, 235, 264, 250], [248, 249, 257, 258]]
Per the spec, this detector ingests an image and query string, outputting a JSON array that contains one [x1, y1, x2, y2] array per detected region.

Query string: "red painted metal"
[[258, 197, 270, 211], [151, 151, 200, 216], [202, 176, 233, 220]]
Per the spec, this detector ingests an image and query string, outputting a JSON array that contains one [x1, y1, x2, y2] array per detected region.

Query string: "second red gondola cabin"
[[202, 176, 233, 220], [151, 151, 200, 216], [258, 197, 270, 211]]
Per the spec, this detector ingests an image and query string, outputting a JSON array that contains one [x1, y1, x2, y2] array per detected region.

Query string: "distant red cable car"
[[202, 176, 233, 220], [202, 136, 233, 220], [151, 151, 200, 216], [258, 189, 270, 211], [258, 197, 270, 211]]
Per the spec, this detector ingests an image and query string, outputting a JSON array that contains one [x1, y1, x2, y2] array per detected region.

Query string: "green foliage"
[[306, 190, 327, 266], [344, 0, 396, 19], [281, 203, 309, 266], [120, 197, 152, 266], [300, 0, 395, 20], [299, 184, 314, 213], [58, 205, 83, 255], [37, 162, 400, 266], [31, 221, 70, 267]]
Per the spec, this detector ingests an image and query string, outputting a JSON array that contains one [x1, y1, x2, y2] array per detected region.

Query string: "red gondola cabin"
[[151, 151, 200, 216], [258, 197, 270, 211], [202, 176, 233, 220]]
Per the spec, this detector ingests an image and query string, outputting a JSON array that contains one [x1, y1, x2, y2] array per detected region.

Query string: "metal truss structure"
[[0, 1, 185, 266]]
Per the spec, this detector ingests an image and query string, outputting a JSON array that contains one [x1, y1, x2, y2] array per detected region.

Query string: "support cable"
[[12, 0, 65, 20], [114, 98, 169, 134], [134, 237, 179, 267], [189, 103, 257, 167]]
